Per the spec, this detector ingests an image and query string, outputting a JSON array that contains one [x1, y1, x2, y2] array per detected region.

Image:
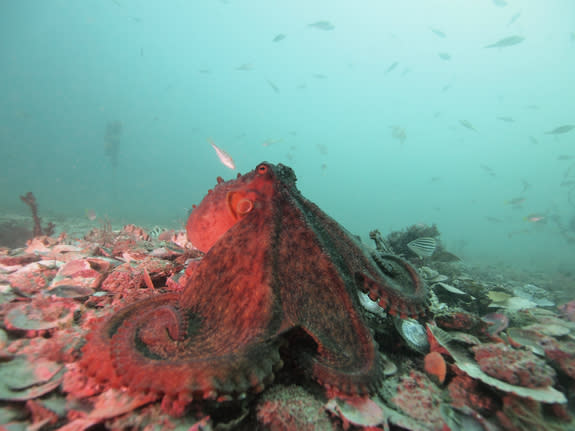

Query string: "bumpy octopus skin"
[[80, 162, 427, 406]]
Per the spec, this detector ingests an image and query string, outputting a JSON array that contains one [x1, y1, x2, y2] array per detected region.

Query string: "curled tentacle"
[[359, 253, 427, 318], [83, 292, 283, 403]]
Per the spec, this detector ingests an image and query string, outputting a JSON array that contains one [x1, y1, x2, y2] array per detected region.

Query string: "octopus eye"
[[256, 164, 268, 174]]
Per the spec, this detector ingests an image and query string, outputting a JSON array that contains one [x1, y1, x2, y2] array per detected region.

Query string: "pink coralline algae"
[[390, 370, 445, 428], [472, 343, 556, 388], [542, 339, 575, 380], [447, 373, 498, 416], [256, 385, 336, 431]]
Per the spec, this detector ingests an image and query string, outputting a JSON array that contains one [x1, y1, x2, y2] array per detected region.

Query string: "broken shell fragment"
[[358, 291, 386, 318], [380, 353, 398, 376], [434, 281, 471, 296], [325, 396, 386, 427]]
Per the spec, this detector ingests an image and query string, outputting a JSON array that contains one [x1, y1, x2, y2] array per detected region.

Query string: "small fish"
[[86, 209, 97, 221], [485, 35, 525, 48], [149, 225, 165, 238], [459, 119, 477, 132], [235, 63, 253, 71], [266, 79, 280, 93], [507, 12, 521, 26], [391, 125, 407, 145], [529, 136, 539, 145], [492, 0, 507, 7], [485, 216, 503, 223], [557, 155, 575, 161], [430, 28, 446, 38], [385, 61, 399, 74], [545, 124, 575, 135], [480, 164, 496, 176], [505, 197, 525, 206], [496, 116, 514, 123], [312, 73, 327, 79], [560, 180, 575, 187], [525, 214, 545, 223], [438, 52, 451, 61], [262, 138, 282, 147], [407, 237, 437, 258], [308, 20, 335, 31], [272, 33, 286, 43], [520, 179, 531, 194], [157, 229, 176, 242], [209, 139, 235, 170]]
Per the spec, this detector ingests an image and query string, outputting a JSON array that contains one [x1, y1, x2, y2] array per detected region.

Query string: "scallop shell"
[[394, 317, 429, 354]]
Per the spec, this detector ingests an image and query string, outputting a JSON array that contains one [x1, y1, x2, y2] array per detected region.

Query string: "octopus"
[[80, 162, 427, 411]]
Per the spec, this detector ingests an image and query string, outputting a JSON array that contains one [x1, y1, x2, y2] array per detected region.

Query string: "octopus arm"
[[275, 198, 384, 395], [288, 193, 427, 319], [82, 211, 284, 403], [355, 253, 427, 318]]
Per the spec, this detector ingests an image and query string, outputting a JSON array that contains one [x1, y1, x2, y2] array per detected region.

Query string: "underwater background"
[[1, 0, 574, 272]]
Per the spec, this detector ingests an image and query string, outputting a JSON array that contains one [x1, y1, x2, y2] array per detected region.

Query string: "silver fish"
[[266, 79, 280, 93], [438, 52, 451, 61], [507, 12, 521, 26], [385, 61, 399, 74], [545, 125, 575, 135], [485, 35, 524, 48], [496, 116, 514, 122], [430, 27, 446, 38], [235, 63, 253, 71], [209, 139, 236, 170], [407, 237, 437, 258], [459, 119, 477, 132], [308, 20, 335, 31], [272, 33, 286, 42]]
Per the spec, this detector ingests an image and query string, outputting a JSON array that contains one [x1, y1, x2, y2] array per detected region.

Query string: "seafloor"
[[0, 212, 574, 431]]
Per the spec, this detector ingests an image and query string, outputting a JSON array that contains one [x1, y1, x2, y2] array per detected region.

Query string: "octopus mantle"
[[81, 162, 427, 407]]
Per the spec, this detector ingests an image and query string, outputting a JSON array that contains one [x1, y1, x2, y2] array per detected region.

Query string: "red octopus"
[[81, 162, 427, 409]]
